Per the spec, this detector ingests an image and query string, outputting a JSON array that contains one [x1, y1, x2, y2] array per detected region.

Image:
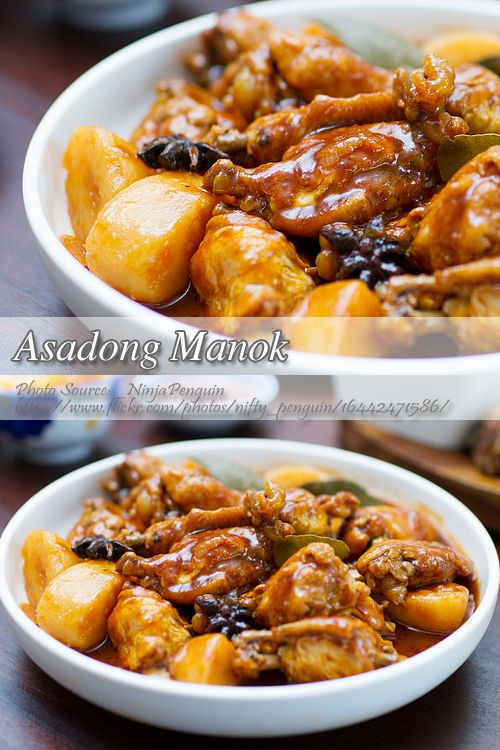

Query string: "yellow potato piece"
[[170, 633, 238, 685], [22, 529, 80, 608], [289, 281, 386, 356], [387, 583, 470, 634], [36, 561, 123, 650], [64, 126, 154, 239], [264, 464, 331, 489], [423, 31, 500, 66], [86, 173, 216, 304]]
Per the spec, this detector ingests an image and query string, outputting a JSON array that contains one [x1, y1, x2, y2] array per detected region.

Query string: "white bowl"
[[22, 0, 500, 377], [0, 438, 498, 737]]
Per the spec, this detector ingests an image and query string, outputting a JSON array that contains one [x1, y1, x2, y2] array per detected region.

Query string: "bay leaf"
[[273, 534, 350, 567], [192, 456, 265, 492], [479, 55, 500, 76], [437, 133, 500, 181], [317, 18, 422, 69], [301, 478, 381, 506]]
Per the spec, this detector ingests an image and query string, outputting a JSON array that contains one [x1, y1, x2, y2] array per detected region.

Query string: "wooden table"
[[0, 419, 499, 750]]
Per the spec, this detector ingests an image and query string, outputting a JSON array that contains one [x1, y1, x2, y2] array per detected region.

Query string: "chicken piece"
[[124, 506, 249, 555], [378, 257, 500, 352], [107, 451, 167, 495], [160, 462, 241, 512], [393, 54, 468, 144], [243, 91, 400, 164], [233, 616, 402, 683], [268, 27, 391, 100], [281, 489, 359, 537], [210, 45, 300, 123], [187, 10, 274, 85], [132, 79, 245, 148], [204, 122, 436, 237], [108, 585, 190, 673], [255, 543, 386, 631], [205, 56, 465, 237], [67, 498, 142, 545], [448, 64, 500, 134], [356, 540, 473, 605], [343, 503, 437, 557], [117, 527, 274, 605], [379, 256, 500, 315], [410, 146, 500, 271], [190, 211, 314, 319]]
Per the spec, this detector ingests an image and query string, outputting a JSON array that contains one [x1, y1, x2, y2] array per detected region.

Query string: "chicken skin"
[[242, 90, 400, 165], [160, 462, 241, 512], [67, 498, 142, 544], [410, 146, 500, 271], [108, 585, 190, 673], [281, 488, 359, 537], [268, 26, 392, 100], [190, 211, 314, 319], [357, 540, 473, 604], [132, 79, 245, 148], [233, 616, 402, 683], [254, 543, 386, 632], [449, 64, 500, 134], [204, 122, 436, 237], [117, 527, 274, 605], [343, 503, 437, 557]]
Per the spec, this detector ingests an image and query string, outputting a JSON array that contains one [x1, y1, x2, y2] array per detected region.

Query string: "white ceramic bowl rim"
[[0, 438, 498, 702], [22, 0, 500, 376]]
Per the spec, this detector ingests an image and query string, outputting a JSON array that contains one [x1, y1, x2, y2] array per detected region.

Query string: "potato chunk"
[[64, 126, 153, 239], [170, 633, 238, 685], [423, 31, 500, 66], [263, 464, 330, 489], [86, 173, 216, 304], [36, 561, 123, 650], [387, 583, 470, 634], [22, 529, 80, 607], [290, 281, 386, 355]]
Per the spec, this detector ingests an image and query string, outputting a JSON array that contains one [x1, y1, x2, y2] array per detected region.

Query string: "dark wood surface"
[[0, 419, 498, 750]]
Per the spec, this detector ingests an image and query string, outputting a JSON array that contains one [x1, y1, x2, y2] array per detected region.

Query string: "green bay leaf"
[[479, 55, 500, 76], [192, 456, 265, 492], [301, 478, 381, 506], [273, 534, 350, 567], [316, 18, 422, 69], [437, 133, 500, 181]]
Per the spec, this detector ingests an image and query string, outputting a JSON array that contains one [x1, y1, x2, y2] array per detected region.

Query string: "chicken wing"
[[449, 64, 500, 134], [190, 211, 314, 319], [233, 616, 402, 683], [356, 540, 473, 604], [117, 527, 274, 605], [254, 542, 386, 631], [108, 585, 190, 673], [242, 91, 400, 165], [410, 146, 500, 271], [343, 503, 437, 556]]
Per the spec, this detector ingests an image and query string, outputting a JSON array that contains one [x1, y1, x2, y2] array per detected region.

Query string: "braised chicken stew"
[[21, 451, 476, 685], [60, 10, 500, 355]]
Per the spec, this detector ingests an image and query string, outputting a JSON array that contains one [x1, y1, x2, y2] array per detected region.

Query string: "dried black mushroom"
[[72, 536, 133, 562], [319, 218, 422, 288], [192, 593, 258, 638], [138, 135, 229, 173]]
